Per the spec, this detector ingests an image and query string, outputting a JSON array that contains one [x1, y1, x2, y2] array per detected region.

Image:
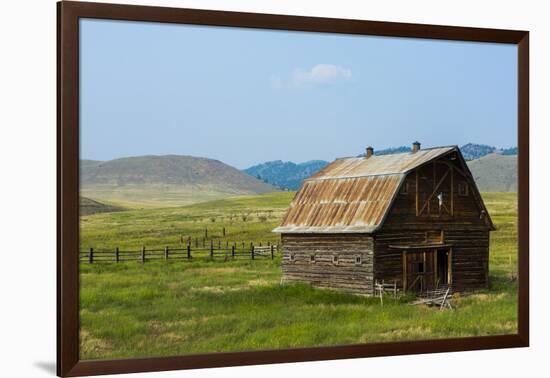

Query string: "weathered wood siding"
[[374, 230, 426, 287], [376, 155, 491, 291], [374, 230, 489, 291], [445, 230, 490, 291], [281, 234, 374, 294]]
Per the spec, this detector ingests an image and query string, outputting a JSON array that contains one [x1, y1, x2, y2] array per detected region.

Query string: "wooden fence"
[[79, 241, 278, 264]]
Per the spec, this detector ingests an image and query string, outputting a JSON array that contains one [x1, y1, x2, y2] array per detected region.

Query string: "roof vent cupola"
[[365, 146, 374, 159], [412, 141, 421, 153]]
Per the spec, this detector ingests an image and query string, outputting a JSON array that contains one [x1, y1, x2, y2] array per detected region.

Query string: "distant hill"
[[467, 153, 517, 192], [80, 196, 124, 216], [242, 143, 518, 192], [501, 147, 518, 155], [243, 160, 329, 190], [460, 143, 497, 160], [375, 146, 412, 155], [80, 155, 279, 208]]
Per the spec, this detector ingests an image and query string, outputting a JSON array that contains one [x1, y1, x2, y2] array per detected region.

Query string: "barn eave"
[[272, 225, 379, 234]]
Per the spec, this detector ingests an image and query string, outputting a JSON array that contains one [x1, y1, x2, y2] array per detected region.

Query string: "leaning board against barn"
[[273, 142, 494, 295]]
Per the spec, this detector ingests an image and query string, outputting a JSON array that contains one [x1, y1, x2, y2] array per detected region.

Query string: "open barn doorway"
[[436, 249, 452, 288]]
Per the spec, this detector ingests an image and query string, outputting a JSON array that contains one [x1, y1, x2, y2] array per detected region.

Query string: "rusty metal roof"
[[273, 146, 457, 234], [273, 175, 403, 233], [309, 146, 456, 180]]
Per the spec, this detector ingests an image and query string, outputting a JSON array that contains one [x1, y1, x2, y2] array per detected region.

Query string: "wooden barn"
[[273, 142, 495, 295]]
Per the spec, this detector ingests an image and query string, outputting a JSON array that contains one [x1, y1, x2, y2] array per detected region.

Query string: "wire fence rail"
[[79, 241, 279, 264]]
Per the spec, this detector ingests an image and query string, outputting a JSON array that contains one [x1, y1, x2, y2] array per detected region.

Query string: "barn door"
[[404, 250, 436, 292]]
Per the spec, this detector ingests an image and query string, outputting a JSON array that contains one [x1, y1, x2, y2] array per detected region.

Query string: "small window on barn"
[[399, 181, 409, 195], [289, 253, 295, 262], [458, 182, 469, 196], [332, 255, 339, 265], [355, 255, 362, 266], [310, 254, 316, 263]]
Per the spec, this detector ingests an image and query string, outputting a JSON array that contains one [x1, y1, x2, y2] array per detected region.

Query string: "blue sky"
[[80, 19, 517, 169]]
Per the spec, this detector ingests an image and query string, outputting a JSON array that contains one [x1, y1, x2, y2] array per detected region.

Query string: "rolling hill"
[[80, 155, 279, 208], [467, 153, 517, 192], [80, 196, 125, 216]]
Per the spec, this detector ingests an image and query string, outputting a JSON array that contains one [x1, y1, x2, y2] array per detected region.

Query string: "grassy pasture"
[[80, 191, 294, 250], [79, 191, 518, 360]]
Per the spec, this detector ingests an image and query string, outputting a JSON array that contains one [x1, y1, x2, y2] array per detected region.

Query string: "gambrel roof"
[[273, 146, 493, 233]]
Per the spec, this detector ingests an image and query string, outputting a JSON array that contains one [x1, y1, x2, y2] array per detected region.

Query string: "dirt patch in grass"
[[470, 293, 507, 301], [147, 321, 188, 343], [190, 285, 247, 293], [191, 267, 242, 275], [373, 326, 435, 341], [247, 278, 271, 287], [80, 330, 114, 357], [455, 292, 508, 304], [190, 286, 227, 293], [159, 332, 186, 343]]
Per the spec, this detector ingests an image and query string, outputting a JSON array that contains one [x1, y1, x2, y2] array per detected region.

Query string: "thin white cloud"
[[271, 64, 352, 89], [294, 64, 352, 85]]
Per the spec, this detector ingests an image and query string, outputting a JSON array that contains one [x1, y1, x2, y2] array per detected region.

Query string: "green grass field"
[[79, 191, 518, 360]]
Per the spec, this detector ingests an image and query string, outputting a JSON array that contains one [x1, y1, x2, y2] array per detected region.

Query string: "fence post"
[[141, 246, 145, 264], [89, 247, 93, 264], [164, 246, 168, 260], [231, 243, 235, 258], [271, 244, 274, 260], [115, 247, 119, 263], [210, 240, 214, 259], [251, 242, 254, 260], [218, 240, 221, 249], [187, 242, 191, 259]]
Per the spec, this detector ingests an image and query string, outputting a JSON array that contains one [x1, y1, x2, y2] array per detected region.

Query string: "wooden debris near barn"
[[410, 285, 453, 310]]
